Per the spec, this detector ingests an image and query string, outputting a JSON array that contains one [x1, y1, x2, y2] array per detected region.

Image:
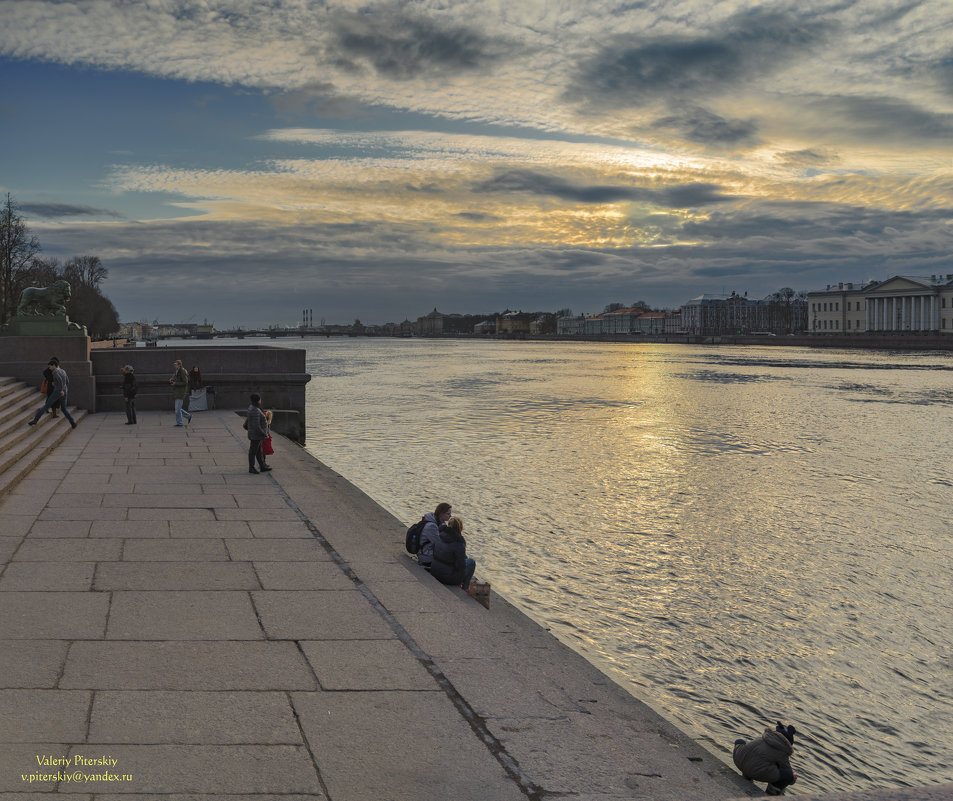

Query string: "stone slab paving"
[[0, 409, 949, 801]]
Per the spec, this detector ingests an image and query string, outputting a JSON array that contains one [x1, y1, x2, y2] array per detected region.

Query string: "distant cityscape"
[[118, 287, 808, 341], [117, 274, 953, 341]]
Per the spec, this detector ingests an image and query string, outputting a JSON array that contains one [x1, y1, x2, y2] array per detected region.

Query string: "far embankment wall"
[[92, 346, 310, 442], [525, 333, 953, 349]]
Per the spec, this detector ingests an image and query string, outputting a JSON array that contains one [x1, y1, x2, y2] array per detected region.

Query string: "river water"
[[201, 337, 953, 794]]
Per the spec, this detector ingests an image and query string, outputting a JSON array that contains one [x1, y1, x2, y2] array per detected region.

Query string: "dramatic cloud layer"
[[2, 0, 952, 325]]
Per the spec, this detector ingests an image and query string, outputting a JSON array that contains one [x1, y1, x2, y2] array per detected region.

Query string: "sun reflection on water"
[[302, 338, 953, 795]]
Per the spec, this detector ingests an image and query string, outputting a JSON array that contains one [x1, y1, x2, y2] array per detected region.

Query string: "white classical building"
[[808, 275, 953, 333]]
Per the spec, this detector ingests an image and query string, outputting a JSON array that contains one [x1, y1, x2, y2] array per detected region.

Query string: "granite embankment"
[[0, 408, 951, 800]]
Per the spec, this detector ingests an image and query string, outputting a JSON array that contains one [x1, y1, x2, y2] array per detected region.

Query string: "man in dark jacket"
[[245, 393, 272, 474], [430, 516, 476, 590], [121, 365, 137, 425], [733, 722, 797, 795], [43, 358, 61, 418], [170, 359, 192, 426]]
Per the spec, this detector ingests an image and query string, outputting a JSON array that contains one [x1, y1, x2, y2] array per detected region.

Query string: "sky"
[[2, 0, 953, 328]]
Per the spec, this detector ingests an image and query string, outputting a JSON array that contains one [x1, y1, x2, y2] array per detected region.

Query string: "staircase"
[[0, 376, 88, 499]]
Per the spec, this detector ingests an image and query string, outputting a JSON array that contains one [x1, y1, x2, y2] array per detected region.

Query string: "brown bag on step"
[[469, 580, 491, 609]]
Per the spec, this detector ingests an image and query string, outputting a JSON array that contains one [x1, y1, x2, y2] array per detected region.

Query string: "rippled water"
[[294, 338, 953, 794]]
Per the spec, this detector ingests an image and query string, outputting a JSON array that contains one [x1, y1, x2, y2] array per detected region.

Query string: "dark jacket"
[[171, 366, 189, 400], [246, 404, 268, 440], [430, 525, 468, 586], [733, 729, 794, 784], [122, 371, 137, 399], [418, 512, 440, 567]]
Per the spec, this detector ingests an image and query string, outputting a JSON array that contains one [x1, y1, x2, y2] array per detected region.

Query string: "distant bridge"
[[156, 329, 358, 340]]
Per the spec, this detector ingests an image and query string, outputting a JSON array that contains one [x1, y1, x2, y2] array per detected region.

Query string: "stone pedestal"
[[2, 313, 87, 337], [0, 335, 95, 411]]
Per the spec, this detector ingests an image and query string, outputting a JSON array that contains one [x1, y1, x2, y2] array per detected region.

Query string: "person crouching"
[[430, 516, 476, 591], [733, 722, 798, 795]]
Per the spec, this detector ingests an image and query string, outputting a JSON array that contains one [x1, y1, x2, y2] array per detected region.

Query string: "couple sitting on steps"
[[417, 502, 476, 592]]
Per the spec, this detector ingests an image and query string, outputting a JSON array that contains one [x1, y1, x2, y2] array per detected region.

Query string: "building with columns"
[[808, 275, 953, 334]]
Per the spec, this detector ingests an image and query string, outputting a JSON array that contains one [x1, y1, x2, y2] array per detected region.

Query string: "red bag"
[[40, 379, 49, 394], [262, 435, 274, 456]]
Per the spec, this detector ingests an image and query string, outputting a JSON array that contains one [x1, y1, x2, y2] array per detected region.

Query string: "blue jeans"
[[174, 398, 192, 425], [31, 390, 75, 426], [462, 557, 476, 590]]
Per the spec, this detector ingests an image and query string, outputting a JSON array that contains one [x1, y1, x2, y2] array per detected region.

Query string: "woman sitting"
[[430, 516, 476, 591]]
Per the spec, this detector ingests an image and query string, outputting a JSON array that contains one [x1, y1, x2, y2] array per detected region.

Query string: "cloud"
[[801, 94, 953, 144], [472, 168, 736, 208], [565, 8, 833, 111], [775, 149, 839, 169], [323, 8, 514, 79], [653, 105, 759, 147], [20, 202, 124, 220]]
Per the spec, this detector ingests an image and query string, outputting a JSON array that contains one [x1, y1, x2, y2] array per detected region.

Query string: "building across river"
[[809, 274, 953, 334]]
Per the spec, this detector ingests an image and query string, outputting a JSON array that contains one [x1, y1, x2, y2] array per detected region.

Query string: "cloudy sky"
[[2, 0, 952, 327]]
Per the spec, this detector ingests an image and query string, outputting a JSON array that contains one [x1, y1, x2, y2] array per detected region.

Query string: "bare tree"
[[25, 257, 61, 287], [0, 193, 42, 324], [63, 255, 108, 289]]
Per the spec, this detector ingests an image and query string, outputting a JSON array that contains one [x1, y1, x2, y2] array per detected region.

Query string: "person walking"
[[169, 359, 192, 426], [42, 358, 61, 418], [28, 359, 77, 429], [245, 393, 272, 474], [121, 365, 137, 424]]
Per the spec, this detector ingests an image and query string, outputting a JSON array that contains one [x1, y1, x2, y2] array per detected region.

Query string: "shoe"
[[260, 465, 272, 472], [28, 419, 37, 427], [174, 424, 184, 427], [51, 411, 58, 417], [249, 467, 259, 474], [70, 421, 77, 429], [766, 784, 784, 796]]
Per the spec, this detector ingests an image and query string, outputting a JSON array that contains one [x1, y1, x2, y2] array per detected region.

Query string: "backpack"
[[405, 517, 427, 554]]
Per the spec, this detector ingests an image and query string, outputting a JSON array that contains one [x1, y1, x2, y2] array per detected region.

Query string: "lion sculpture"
[[17, 280, 72, 316]]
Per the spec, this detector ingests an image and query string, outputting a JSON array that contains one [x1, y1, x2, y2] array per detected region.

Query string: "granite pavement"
[[0, 409, 946, 801]]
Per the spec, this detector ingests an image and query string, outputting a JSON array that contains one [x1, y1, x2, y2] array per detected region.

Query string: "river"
[[187, 337, 953, 794]]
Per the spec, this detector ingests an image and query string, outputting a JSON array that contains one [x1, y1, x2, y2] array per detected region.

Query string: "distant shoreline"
[[413, 332, 953, 351], [114, 332, 953, 352]]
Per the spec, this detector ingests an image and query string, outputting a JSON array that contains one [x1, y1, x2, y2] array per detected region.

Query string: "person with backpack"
[[733, 722, 798, 795], [430, 515, 476, 591], [416, 502, 452, 570]]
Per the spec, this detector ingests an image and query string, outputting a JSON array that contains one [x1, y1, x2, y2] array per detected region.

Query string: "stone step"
[[0, 377, 87, 500], [0, 384, 43, 426]]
